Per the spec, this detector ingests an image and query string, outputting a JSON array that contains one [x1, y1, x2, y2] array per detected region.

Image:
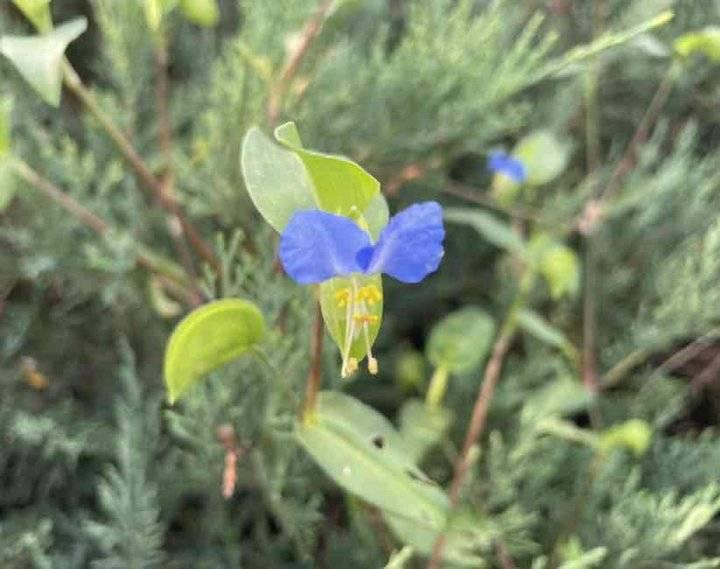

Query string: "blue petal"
[[279, 210, 371, 284], [487, 151, 527, 183], [360, 201, 445, 283]]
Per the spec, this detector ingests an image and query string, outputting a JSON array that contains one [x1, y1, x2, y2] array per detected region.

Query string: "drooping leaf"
[[297, 391, 448, 529], [319, 273, 383, 364], [179, 0, 220, 27], [240, 127, 316, 232], [11, 0, 52, 33], [674, 27, 720, 62], [427, 307, 495, 374], [163, 299, 266, 403], [275, 121, 380, 217], [398, 399, 452, 462], [444, 207, 526, 255], [0, 18, 87, 107]]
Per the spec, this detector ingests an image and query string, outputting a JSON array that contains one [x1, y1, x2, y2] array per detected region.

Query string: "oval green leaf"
[[275, 122, 380, 217], [427, 307, 495, 374], [0, 17, 87, 107], [297, 391, 448, 530], [164, 299, 266, 404]]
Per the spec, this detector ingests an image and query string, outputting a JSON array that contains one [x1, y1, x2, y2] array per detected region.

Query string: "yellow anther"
[[367, 357, 378, 375], [342, 357, 359, 378], [357, 285, 382, 306], [353, 313, 379, 325], [334, 288, 352, 307]]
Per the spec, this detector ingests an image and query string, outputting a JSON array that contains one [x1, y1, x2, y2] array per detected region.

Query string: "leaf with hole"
[[297, 391, 448, 532], [427, 307, 495, 374], [0, 18, 87, 107], [164, 299, 266, 404], [275, 122, 380, 217]]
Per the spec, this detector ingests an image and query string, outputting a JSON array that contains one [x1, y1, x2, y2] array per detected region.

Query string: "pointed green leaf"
[[275, 122, 380, 217], [675, 27, 720, 62], [179, 0, 220, 27], [240, 127, 317, 232], [11, 0, 53, 33], [163, 299, 266, 403], [427, 307, 495, 374], [444, 207, 527, 255], [320, 273, 383, 366], [297, 391, 448, 529], [0, 18, 87, 107]]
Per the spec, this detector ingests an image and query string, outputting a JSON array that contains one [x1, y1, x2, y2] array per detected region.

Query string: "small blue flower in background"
[[488, 150, 527, 183], [279, 201, 445, 286], [279, 201, 444, 377]]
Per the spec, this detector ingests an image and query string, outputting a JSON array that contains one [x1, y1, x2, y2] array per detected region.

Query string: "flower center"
[[337, 281, 381, 377]]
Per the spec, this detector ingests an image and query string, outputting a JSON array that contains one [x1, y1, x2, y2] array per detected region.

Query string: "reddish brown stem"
[[266, 0, 335, 126], [302, 301, 325, 417]]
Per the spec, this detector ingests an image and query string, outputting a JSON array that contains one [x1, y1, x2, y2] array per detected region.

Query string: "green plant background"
[[2, 0, 720, 567]]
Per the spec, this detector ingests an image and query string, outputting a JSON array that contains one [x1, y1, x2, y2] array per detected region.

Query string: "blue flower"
[[279, 201, 445, 286], [488, 150, 527, 183], [279, 201, 445, 377]]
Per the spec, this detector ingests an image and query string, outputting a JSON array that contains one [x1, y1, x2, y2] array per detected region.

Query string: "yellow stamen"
[[353, 313, 379, 325], [357, 285, 382, 306], [335, 288, 351, 307]]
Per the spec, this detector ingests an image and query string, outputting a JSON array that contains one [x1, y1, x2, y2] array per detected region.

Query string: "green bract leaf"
[[320, 274, 383, 365], [427, 307, 495, 374], [275, 122, 380, 217], [363, 193, 390, 241], [674, 27, 720, 62], [163, 299, 266, 403], [240, 127, 316, 232], [399, 399, 452, 462], [179, 0, 220, 27], [0, 18, 87, 107], [513, 130, 571, 187], [11, 0, 52, 33], [444, 207, 527, 255], [297, 391, 448, 530]]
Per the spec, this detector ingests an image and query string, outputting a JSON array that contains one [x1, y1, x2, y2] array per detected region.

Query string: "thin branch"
[[10, 157, 199, 306], [153, 38, 198, 281], [61, 60, 221, 274], [266, 0, 335, 125]]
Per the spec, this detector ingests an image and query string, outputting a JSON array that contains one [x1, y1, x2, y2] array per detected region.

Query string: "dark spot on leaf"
[[371, 435, 385, 449]]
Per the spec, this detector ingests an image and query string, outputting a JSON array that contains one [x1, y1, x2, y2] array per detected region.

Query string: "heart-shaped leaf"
[[275, 122, 380, 217], [427, 307, 495, 374], [297, 391, 448, 530], [240, 127, 316, 232], [0, 18, 87, 107], [164, 299, 266, 403]]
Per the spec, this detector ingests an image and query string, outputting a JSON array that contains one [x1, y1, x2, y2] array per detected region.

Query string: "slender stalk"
[[61, 60, 220, 274], [10, 157, 198, 305], [428, 271, 535, 568]]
